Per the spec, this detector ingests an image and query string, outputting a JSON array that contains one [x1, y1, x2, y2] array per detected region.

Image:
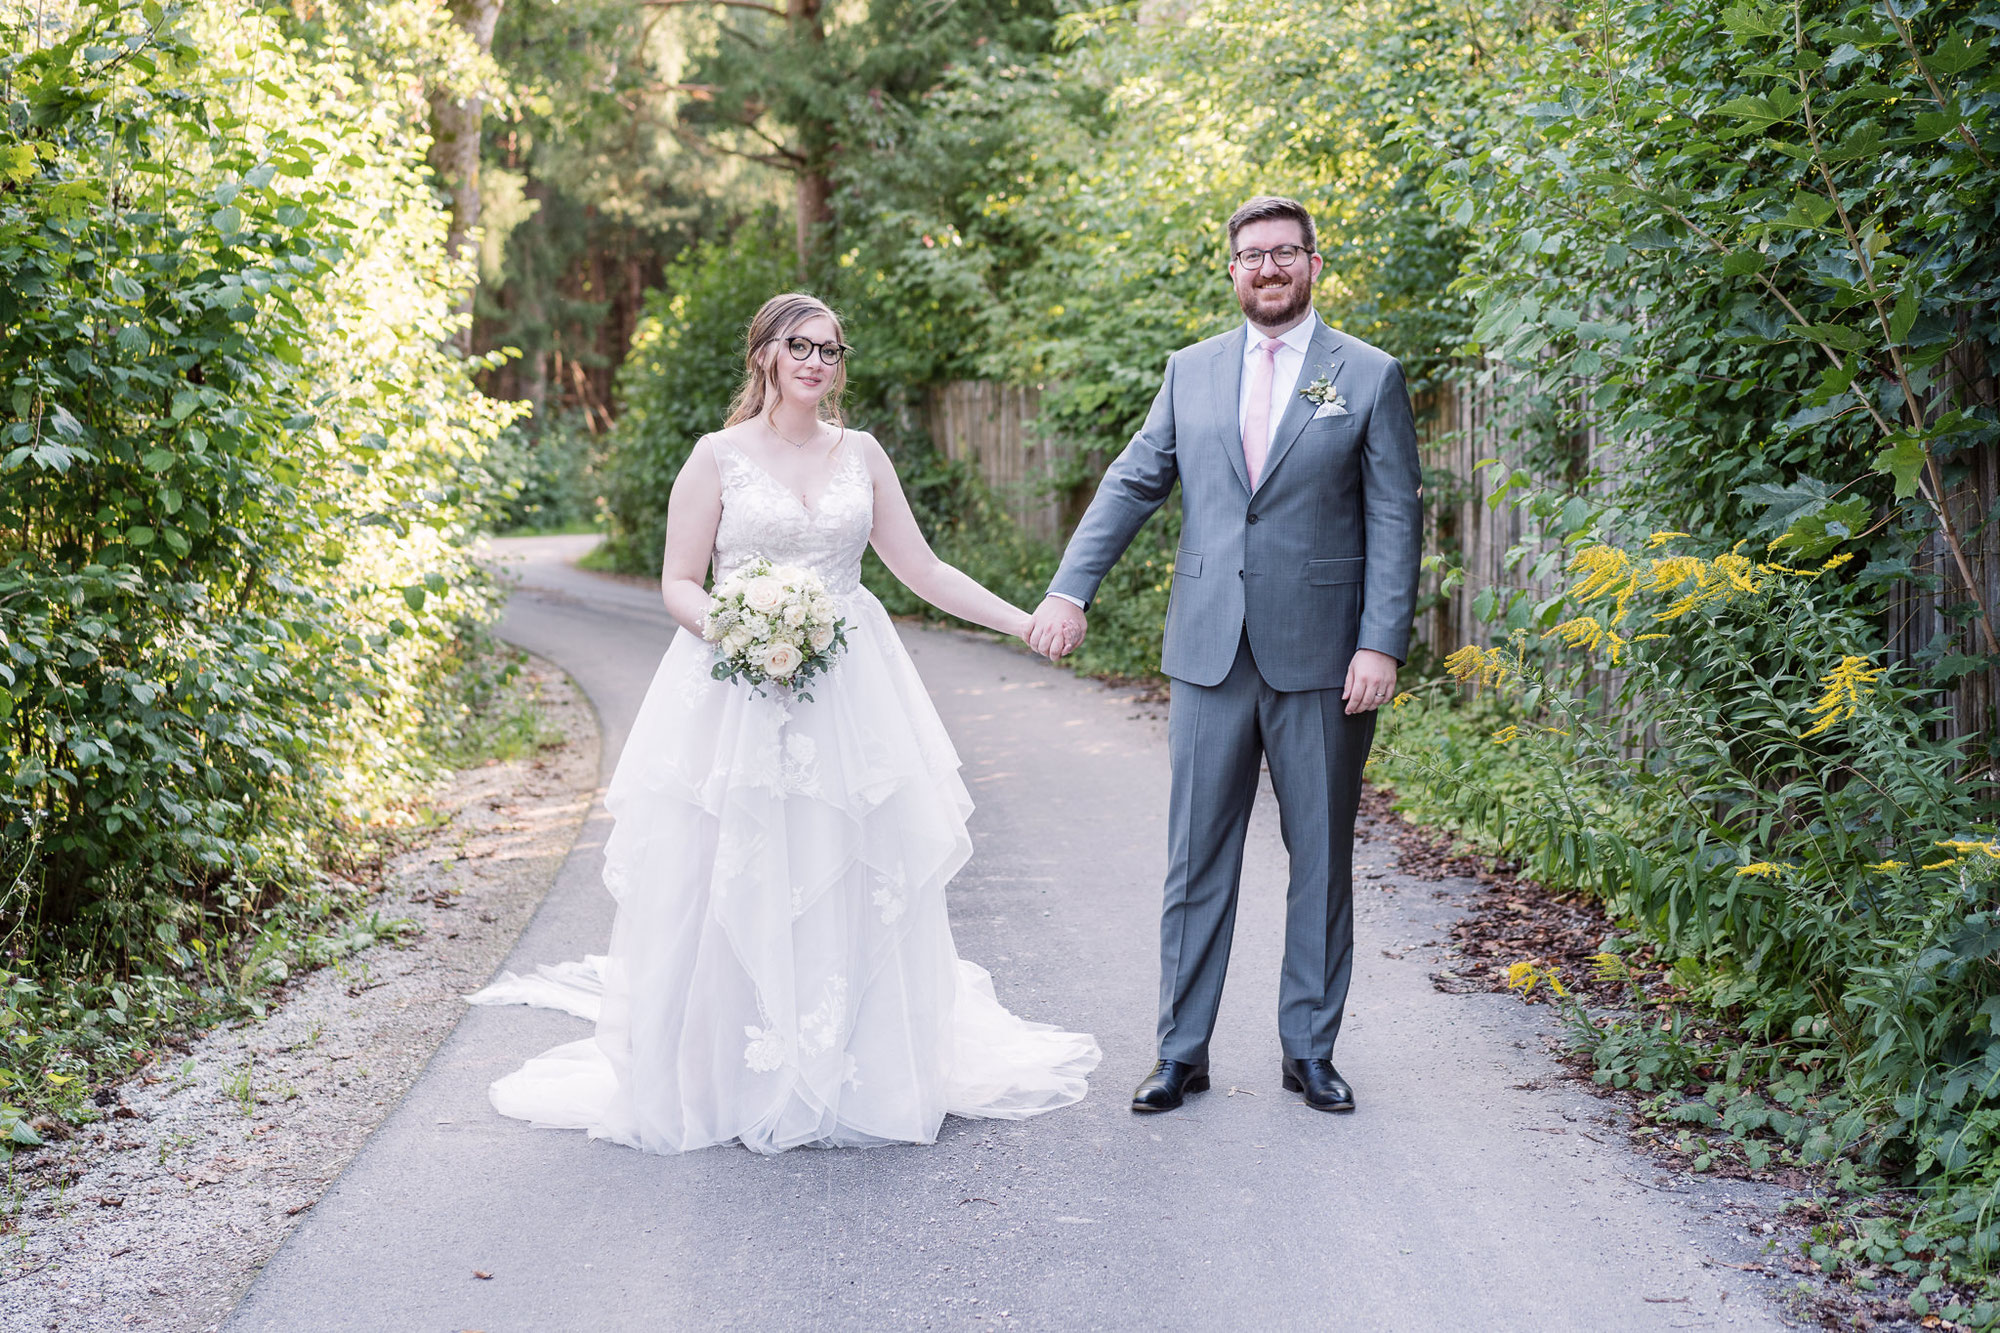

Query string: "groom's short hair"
[[1227, 196, 1317, 254]]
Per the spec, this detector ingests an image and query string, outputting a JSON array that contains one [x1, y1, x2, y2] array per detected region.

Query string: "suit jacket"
[[1048, 319, 1423, 692]]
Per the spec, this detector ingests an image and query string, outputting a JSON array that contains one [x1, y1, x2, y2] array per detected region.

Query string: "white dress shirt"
[[1239, 310, 1319, 452], [1048, 311, 1319, 611]]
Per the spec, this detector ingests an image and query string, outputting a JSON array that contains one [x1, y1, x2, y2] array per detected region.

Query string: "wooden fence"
[[1412, 372, 1999, 770], [923, 374, 1996, 763], [922, 382, 1070, 544]]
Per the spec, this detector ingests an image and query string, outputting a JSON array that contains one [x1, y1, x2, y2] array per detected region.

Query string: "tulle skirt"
[[469, 589, 1100, 1155]]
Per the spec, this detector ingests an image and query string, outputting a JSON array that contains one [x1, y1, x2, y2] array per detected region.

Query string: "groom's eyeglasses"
[[1232, 244, 1314, 270], [772, 335, 852, 365]]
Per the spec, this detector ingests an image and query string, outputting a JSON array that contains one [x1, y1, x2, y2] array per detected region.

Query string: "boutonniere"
[[1300, 376, 1347, 417]]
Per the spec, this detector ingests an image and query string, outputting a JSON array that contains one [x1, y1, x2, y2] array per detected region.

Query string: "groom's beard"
[[1237, 273, 1313, 328]]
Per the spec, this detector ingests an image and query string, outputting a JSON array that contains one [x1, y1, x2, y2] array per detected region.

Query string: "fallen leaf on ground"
[[473, 1270, 493, 1280]]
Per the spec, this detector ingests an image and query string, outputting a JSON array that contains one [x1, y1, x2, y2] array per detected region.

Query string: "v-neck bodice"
[[711, 436, 874, 597]]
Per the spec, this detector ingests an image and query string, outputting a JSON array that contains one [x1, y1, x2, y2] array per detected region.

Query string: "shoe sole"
[[1281, 1071, 1355, 1113], [1130, 1073, 1210, 1113]]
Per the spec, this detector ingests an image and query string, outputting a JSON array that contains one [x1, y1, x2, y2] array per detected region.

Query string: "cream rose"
[[761, 641, 803, 678], [743, 576, 785, 613], [722, 627, 753, 656], [809, 596, 837, 624], [781, 601, 809, 629], [808, 623, 835, 653]]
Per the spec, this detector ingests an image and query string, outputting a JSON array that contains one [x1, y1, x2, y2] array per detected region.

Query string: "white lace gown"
[[469, 438, 1101, 1155]]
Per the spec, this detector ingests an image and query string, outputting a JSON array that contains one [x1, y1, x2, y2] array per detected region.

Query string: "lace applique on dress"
[[871, 867, 908, 925], [743, 1022, 787, 1074], [798, 976, 848, 1058], [781, 732, 821, 797]]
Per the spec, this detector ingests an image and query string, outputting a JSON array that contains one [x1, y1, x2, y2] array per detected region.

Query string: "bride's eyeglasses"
[[771, 335, 852, 366]]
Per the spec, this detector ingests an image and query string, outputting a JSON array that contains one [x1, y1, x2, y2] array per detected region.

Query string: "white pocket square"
[[1312, 402, 1349, 419]]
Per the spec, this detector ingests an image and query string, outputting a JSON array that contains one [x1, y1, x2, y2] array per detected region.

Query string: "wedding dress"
[[469, 437, 1100, 1155]]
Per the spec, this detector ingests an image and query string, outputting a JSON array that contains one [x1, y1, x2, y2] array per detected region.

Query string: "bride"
[[470, 293, 1101, 1155]]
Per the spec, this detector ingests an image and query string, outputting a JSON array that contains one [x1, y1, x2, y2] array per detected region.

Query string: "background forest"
[[5, 0, 1999, 1316]]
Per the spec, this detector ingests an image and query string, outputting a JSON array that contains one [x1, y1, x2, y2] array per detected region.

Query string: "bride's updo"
[[726, 292, 849, 429]]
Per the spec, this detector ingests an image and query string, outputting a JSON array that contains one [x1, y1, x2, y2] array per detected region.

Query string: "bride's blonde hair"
[[725, 293, 849, 429]]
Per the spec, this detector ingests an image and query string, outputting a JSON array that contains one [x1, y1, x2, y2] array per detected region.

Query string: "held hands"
[[1342, 648, 1399, 716], [1024, 595, 1087, 661]]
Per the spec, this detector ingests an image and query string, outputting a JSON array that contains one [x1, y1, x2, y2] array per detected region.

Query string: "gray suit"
[[1049, 318, 1422, 1062]]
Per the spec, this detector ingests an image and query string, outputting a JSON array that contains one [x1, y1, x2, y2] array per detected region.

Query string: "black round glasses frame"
[[770, 335, 852, 365], [1231, 244, 1315, 270]]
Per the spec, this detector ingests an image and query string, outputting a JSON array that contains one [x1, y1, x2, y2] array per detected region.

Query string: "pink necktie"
[[1242, 337, 1283, 490]]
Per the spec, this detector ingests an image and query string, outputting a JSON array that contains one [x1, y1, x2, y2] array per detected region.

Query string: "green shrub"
[[0, 0, 518, 1111]]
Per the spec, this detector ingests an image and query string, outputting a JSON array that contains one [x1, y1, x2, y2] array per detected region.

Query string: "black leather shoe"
[[1281, 1058, 1355, 1113], [1131, 1059, 1210, 1113]]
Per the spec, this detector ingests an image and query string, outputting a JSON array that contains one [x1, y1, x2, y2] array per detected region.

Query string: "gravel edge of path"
[[0, 654, 599, 1333]]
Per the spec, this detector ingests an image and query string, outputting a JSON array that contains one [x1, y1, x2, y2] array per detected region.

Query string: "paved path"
[[229, 536, 1789, 1332]]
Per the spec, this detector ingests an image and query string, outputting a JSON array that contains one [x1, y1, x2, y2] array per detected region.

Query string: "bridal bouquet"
[[704, 559, 849, 700]]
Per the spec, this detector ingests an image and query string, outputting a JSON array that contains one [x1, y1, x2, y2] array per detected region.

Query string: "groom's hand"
[[1026, 596, 1087, 660], [1342, 649, 1399, 715]]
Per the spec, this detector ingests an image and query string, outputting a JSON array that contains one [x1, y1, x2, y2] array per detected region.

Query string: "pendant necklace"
[[770, 416, 819, 449]]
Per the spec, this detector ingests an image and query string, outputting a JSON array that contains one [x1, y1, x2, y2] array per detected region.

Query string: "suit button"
[[1246, 513, 1260, 524], [1237, 570, 1244, 579]]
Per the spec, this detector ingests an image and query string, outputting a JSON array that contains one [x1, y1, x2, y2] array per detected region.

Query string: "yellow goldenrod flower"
[[1491, 724, 1522, 745], [1543, 616, 1630, 664], [1759, 551, 1854, 579], [1391, 691, 1415, 708], [1651, 544, 1770, 622], [1632, 633, 1668, 642], [1545, 616, 1605, 650], [1865, 859, 1908, 873], [1443, 644, 1513, 688], [1935, 839, 2000, 861], [1736, 862, 1788, 877], [1587, 951, 1631, 984], [1506, 960, 1568, 999], [1799, 654, 1883, 739], [1646, 555, 1706, 591], [1567, 545, 1640, 622], [1924, 858, 1960, 871], [1713, 548, 1763, 594], [1646, 531, 1691, 548]]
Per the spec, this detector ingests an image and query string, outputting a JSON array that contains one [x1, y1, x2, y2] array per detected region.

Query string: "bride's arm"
[[863, 435, 1032, 640], [659, 438, 724, 638]]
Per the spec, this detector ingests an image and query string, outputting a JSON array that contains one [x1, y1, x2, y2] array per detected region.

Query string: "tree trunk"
[[428, 0, 505, 353], [794, 169, 833, 275], [787, 0, 832, 276]]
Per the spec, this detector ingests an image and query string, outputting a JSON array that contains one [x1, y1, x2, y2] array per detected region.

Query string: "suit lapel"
[[1213, 331, 1251, 496], [1255, 320, 1344, 494]]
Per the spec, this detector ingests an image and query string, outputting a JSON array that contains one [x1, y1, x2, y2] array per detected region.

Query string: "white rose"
[[808, 623, 835, 653], [722, 628, 752, 656], [782, 601, 808, 629], [762, 641, 803, 678], [810, 597, 837, 623], [744, 576, 785, 613]]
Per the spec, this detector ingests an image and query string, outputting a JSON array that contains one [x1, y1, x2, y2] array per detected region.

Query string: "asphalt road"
[[226, 535, 1790, 1332]]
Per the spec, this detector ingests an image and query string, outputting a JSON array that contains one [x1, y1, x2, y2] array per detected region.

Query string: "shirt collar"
[[1244, 309, 1319, 357]]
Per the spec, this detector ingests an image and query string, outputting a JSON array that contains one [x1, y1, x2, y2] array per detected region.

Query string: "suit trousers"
[[1157, 633, 1376, 1065]]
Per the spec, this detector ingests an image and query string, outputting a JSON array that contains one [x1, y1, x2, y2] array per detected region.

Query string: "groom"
[[1027, 196, 1422, 1115]]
